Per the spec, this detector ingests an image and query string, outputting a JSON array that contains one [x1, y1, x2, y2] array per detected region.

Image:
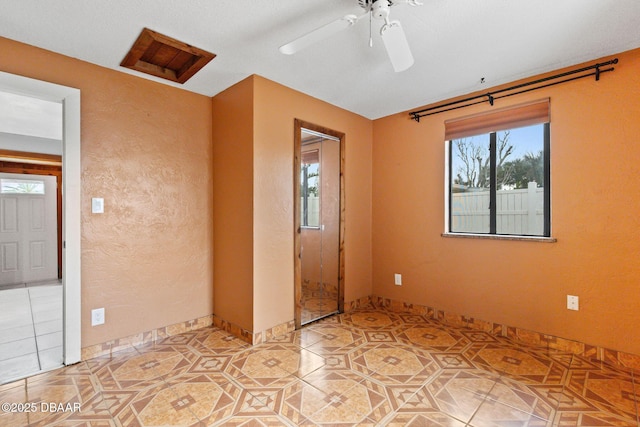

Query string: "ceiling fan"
[[279, 0, 423, 72]]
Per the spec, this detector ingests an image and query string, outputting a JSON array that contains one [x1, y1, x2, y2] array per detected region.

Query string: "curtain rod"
[[408, 58, 618, 122]]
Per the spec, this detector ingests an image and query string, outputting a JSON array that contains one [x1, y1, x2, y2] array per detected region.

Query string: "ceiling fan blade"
[[279, 14, 361, 55], [380, 20, 414, 72]]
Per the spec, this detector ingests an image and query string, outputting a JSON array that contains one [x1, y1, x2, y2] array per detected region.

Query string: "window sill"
[[442, 232, 557, 243]]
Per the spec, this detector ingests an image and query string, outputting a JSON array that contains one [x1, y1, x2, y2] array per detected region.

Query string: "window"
[[301, 149, 320, 227], [0, 178, 45, 194], [446, 100, 550, 237]]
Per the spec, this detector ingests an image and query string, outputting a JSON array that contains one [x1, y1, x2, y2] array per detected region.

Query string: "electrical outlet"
[[567, 295, 579, 311], [91, 308, 105, 326], [394, 273, 402, 286]]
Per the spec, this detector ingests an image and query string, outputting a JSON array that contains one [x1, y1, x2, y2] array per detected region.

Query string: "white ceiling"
[[1, 0, 639, 119], [0, 92, 62, 139]]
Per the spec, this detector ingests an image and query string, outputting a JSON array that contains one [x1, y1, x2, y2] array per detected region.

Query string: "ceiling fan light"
[[371, 1, 390, 20], [380, 20, 414, 72]]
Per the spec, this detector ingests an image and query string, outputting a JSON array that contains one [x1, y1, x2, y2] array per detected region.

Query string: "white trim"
[[0, 72, 81, 365], [442, 232, 556, 243], [301, 127, 340, 142], [444, 140, 450, 233]]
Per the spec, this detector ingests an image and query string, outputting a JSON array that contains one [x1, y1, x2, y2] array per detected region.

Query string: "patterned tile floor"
[[0, 307, 638, 426], [0, 282, 64, 384]]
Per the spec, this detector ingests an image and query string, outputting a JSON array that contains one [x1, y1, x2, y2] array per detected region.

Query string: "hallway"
[[0, 281, 63, 384]]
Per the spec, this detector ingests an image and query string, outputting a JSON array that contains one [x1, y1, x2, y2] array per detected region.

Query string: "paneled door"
[[0, 173, 57, 286]]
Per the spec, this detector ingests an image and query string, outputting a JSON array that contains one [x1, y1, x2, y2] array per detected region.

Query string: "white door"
[[0, 173, 57, 286]]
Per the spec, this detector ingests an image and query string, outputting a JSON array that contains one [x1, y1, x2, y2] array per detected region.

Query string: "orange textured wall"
[[372, 48, 640, 355], [212, 78, 255, 331], [251, 75, 373, 332], [0, 37, 214, 347]]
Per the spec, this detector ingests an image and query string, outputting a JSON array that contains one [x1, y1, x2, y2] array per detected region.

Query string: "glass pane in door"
[[300, 129, 340, 324]]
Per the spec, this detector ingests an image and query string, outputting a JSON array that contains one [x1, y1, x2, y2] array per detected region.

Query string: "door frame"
[[0, 151, 63, 279], [0, 71, 81, 365], [293, 119, 345, 329]]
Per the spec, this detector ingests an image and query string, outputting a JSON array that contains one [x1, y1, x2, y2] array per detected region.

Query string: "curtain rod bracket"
[[596, 58, 618, 81]]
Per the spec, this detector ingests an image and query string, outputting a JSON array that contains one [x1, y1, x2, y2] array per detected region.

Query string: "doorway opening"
[[0, 154, 62, 281], [0, 72, 81, 384], [294, 119, 345, 328]]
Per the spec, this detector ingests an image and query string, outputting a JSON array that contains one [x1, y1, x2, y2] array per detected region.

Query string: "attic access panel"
[[121, 28, 215, 84]]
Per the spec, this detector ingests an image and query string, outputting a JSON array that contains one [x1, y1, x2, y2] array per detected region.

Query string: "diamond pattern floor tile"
[[0, 306, 637, 426]]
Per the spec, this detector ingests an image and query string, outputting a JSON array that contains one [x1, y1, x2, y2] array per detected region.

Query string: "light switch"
[[92, 198, 104, 214]]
